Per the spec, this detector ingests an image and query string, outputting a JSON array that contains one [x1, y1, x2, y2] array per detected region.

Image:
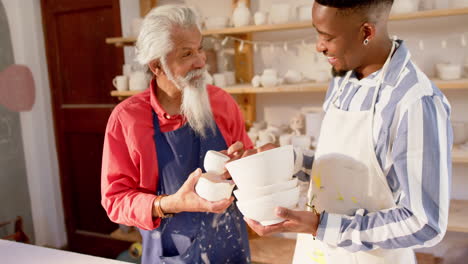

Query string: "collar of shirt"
[[346, 39, 409, 88], [149, 79, 184, 121]]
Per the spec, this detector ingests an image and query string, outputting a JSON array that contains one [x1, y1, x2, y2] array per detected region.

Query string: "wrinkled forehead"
[[170, 26, 203, 50]]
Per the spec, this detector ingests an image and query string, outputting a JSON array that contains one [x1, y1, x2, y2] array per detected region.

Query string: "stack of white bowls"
[[226, 145, 300, 226]]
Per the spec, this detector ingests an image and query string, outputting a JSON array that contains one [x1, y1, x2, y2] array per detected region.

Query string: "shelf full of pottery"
[[105, 3, 468, 47], [247, 107, 323, 153]]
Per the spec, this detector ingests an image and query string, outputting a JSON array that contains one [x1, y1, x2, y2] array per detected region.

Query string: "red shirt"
[[101, 81, 252, 230]]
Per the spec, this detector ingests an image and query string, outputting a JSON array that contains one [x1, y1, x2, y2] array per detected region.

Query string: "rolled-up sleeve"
[[316, 95, 452, 252]]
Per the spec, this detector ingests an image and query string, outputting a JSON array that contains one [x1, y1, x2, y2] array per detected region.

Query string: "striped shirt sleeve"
[[315, 95, 453, 252]]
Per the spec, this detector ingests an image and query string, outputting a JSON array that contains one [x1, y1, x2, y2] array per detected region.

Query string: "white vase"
[[232, 1, 251, 27]]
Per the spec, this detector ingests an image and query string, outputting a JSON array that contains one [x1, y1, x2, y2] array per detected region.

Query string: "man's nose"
[[193, 51, 206, 69], [316, 40, 326, 53]]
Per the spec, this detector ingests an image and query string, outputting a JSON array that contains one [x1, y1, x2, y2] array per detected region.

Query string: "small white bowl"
[[236, 186, 300, 226], [226, 145, 294, 190], [436, 63, 462, 81], [234, 177, 298, 201], [195, 173, 235, 202], [204, 150, 230, 175]]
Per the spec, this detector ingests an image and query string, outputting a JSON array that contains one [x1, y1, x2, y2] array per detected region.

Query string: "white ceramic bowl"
[[204, 150, 230, 175], [225, 145, 294, 190], [236, 186, 300, 225], [436, 63, 462, 81], [195, 173, 235, 202], [234, 177, 298, 201]]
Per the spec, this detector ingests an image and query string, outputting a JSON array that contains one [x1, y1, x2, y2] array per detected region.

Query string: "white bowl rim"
[[226, 145, 293, 168], [236, 185, 300, 207], [234, 177, 297, 195]]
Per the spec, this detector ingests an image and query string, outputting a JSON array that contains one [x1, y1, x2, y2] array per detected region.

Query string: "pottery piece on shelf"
[[232, 1, 251, 27], [290, 113, 305, 135], [261, 68, 279, 87], [129, 71, 149, 91], [224, 71, 236, 86], [284, 70, 303, 84], [436, 63, 462, 81], [113, 75, 129, 91], [251, 75, 261, 87], [254, 11, 267, 25], [213, 73, 227, 87]]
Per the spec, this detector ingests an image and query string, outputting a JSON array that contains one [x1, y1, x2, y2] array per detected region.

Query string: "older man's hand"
[[244, 207, 320, 236], [159, 168, 234, 215]]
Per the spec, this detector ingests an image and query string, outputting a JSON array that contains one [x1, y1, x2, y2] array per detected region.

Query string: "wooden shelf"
[[225, 81, 328, 94], [453, 150, 468, 164], [106, 8, 468, 46], [110, 78, 468, 98], [448, 200, 468, 233]]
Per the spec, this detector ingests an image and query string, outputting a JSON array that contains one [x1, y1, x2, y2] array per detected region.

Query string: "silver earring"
[[363, 39, 369, 45]]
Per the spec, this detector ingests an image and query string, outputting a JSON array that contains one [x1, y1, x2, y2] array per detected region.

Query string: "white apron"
[[292, 41, 415, 264]]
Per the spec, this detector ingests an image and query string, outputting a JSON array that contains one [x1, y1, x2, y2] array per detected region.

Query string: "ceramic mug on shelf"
[[224, 71, 236, 86], [254, 12, 267, 25], [122, 64, 133, 77], [213, 73, 227, 87], [129, 71, 149, 91], [113, 75, 129, 91]]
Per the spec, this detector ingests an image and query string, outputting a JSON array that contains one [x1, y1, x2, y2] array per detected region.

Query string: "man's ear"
[[149, 60, 163, 77], [360, 22, 376, 43]]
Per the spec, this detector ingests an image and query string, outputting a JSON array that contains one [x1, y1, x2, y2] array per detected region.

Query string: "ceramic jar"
[[254, 12, 267, 25], [232, 1, 251, 27], [260, 69, 278, 87]]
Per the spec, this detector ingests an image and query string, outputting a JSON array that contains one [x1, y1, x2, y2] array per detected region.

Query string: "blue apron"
[[138, 110, 250, 264]]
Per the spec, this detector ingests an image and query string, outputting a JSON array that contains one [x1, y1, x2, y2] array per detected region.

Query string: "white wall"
[[2, 0, 66, 248]]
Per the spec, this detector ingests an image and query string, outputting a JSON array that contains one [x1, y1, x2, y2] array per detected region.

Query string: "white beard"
[[161, 62, 216, 138]]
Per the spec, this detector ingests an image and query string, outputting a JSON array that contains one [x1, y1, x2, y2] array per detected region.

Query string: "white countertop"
[[0, 240, 127, 264]]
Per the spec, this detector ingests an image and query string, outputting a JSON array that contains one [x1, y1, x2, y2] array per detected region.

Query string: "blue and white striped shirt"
[[300, 40, 453, 252]]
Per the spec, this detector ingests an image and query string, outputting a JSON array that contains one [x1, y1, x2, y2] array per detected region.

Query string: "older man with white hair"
[[101, 5, 251, 264]]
